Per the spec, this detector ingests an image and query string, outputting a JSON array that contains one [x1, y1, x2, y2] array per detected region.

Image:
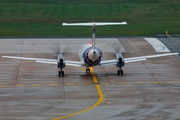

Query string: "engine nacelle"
[[116, 53, 125, 67], [57, 54, 65, 68]]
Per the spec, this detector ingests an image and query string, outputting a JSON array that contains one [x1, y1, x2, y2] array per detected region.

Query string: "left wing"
[[100, 53, 179, 66], [2, 56, 82, 67]]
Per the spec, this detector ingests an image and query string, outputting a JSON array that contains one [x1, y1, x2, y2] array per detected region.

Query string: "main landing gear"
[[59, 68, 64, 77], [117, 67, 123, 75], [117, 58, 124, 75], [58, 59, 65, 77]]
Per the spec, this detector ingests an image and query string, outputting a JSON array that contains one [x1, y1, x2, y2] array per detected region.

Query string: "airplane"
[[2, 22, 179, 77]]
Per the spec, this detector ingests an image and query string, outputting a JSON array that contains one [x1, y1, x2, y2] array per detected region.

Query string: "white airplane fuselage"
[[78, 44, 103, 67]]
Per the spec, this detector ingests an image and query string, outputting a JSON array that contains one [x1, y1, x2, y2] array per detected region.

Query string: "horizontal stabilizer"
[[62, 22, 127, 26]]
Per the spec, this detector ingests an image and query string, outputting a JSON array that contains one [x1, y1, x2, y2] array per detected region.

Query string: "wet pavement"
[[0, 38, 179, 120]]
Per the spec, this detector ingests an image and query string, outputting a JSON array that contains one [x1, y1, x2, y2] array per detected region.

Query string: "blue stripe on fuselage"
[[83, 47, 103, 66]]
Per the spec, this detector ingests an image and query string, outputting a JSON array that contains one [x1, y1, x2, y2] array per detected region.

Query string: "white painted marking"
[[144, 38, 170, 52]]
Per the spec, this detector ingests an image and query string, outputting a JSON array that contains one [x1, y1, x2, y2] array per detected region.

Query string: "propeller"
[[112, 44, 121, 53], [58, 43, 73, 58], [104, 43, 121, 59], [49, 43, 72, 59]]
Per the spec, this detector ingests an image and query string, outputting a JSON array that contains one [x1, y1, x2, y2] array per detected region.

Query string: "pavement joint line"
[[32, 84, 42, 86], [41, 84, 48, 86], [15, 84, 24, 87], [1, 80, 180, 88], [49, 84, 61, 86], [65, 83, 77, 86], [51, 67, 104, 120], [92, 82, 100, 84], [151, 81, 160, 84], [157, 80, 163, 84], [101, 82, 111, 84], [83, 82, 92, 85], [117, 82, 127, 84], [0, 84, 7, 87], [168, 81, 179, 83], [76, 82, 85, 85], [134, 82, 144, 84], [111, 82, 118, 84]]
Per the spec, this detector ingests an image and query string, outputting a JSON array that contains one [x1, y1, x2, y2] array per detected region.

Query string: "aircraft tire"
[[62, 71, 64, 76], [117, 70, 120, 75], [86, 69, 90, 73], [59, 71, 61, 77], [120, 70, 123, 75]]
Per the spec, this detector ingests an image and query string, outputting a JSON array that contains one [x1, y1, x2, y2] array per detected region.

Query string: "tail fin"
[[92, 25, 95, 50], [62, 22, 127, 50]]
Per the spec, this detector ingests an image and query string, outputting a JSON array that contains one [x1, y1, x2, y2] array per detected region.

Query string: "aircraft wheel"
[[62, 71, 64, 76], [86, 69, 90, 73], [120, 70, 123, 75], [59, 71, 61, 77], [117, 70, 120, 75]]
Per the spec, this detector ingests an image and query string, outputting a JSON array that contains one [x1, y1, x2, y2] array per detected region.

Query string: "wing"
[[100, 58, 147, 66], [100, 53, 179, 66], [2, 56, 82, 67]]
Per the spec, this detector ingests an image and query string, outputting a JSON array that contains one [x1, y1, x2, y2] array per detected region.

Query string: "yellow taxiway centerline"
[[52, 67, 104, 120]]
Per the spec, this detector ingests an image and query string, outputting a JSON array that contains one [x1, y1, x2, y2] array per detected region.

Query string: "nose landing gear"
[[86, 67, 90, 73]]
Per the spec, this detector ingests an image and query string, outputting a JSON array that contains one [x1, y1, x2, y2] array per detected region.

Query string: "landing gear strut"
[[59, 68, 64, 77], [58, 59, 65, 77], [117, 67, 123, 75], [117, 57, 124, 75]]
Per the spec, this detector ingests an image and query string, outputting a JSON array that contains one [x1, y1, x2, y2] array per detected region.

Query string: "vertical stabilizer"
[[92, 25, 96, 50], [62, 22, 127, 50]]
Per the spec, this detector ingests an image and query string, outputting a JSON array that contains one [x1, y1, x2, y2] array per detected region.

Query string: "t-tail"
[[62, 22, 127, 51], [92, 23, 96, 50]]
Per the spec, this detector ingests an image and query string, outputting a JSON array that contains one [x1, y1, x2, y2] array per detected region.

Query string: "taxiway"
[[0, 38, 179, 120]]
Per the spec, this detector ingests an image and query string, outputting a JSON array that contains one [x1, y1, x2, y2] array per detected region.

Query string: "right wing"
[[100, 53, 179, 66], [100, 58, 146, 66], [2, 56, 82, 67]]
